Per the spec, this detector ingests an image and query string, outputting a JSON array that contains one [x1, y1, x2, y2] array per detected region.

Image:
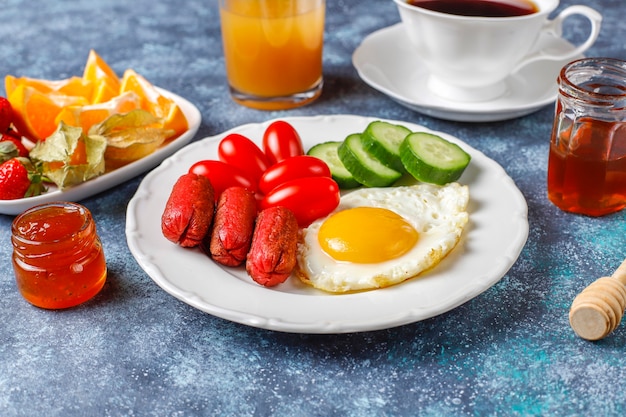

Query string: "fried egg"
[[294, 183, 469, 293]]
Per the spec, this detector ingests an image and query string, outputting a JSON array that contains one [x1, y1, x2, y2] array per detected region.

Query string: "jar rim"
[[559, 58, 626, 105], [11, 201, 92, 245]]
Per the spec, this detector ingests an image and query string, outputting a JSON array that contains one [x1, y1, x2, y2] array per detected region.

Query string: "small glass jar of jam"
[[11, 201, 107, 309], [547, 57, 626, 216]]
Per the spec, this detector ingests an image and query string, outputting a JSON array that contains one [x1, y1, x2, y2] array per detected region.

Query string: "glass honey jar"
[[547, 57, 626, 216], [11, 201, 107, 309]]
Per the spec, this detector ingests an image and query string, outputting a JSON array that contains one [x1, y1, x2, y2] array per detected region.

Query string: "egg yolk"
[[318, 207, 418, 263]]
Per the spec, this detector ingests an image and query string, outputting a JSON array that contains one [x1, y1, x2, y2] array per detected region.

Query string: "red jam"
[[11, 202, 107, 309]]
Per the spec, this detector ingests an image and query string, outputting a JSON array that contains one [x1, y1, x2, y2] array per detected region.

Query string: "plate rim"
[[0, 87, 201, 216], [126, 114, 529, 334]]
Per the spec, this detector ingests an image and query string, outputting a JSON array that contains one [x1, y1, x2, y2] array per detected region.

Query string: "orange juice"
[[220, 0, 325, 110]]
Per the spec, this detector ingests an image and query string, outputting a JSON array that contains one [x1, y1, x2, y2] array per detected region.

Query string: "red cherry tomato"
[[260, 176, 340, 227], [189, 160, 257, 199], [262, 120, 304, 165], [218, 133, 270, 184], [259, 155, 331, 195]]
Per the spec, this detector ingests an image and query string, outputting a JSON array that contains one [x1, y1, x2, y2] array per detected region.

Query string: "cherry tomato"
[[259, 155, 331, 195], [189, 160, 257, 199], [218, 133, 270, 184], [260, 176, 340, 227], [262, 120, 304, 165]]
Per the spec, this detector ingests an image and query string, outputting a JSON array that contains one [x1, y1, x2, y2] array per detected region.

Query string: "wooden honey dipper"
[[569, 259, 626, 341]]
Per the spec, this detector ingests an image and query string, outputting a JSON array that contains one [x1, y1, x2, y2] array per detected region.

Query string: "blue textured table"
[[1, 0, 625, 416]]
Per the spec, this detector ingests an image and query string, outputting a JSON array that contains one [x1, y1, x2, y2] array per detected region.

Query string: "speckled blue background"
[[1, 0, 625, 416]]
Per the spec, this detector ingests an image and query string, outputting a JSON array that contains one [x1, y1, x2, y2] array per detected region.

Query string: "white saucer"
[[352, 23, 583, 122]]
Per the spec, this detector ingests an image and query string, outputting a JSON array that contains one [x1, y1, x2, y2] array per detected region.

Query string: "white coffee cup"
[[393, 0, 602, 102]]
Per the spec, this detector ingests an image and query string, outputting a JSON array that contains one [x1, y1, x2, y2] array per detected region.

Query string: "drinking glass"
[[219, 0, 325, 110]]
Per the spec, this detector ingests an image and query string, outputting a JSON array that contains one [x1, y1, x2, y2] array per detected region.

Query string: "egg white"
[[294, 183, 469, 293]]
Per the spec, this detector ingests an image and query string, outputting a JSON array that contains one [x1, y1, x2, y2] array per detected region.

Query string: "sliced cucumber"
[[361, 121, 411, 172], [400, 132, 471, 185], [338, 133, 402, 187], [307, 141, 361, 189]]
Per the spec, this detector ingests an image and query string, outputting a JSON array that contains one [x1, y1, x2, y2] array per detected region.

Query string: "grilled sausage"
[[161, 173, 215, 247], [204, 186, 257, 266], [246, 206, 298, 287]]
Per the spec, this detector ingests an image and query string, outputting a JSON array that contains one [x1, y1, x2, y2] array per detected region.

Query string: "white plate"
[[352, 24, 583, 122], [126, 115, 529, 334], [0, 88, 201, 215]]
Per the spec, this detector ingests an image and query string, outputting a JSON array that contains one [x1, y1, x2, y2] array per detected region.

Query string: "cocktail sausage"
[[205, 186, 257, 266], [161, 173, 214, 247], [246, 206, 298, 287]]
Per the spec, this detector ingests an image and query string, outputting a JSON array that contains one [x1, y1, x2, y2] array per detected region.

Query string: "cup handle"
[[513, 6, 602, 72]]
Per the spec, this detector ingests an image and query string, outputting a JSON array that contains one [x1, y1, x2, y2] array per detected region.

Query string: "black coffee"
[[406, 0, 539, 17]]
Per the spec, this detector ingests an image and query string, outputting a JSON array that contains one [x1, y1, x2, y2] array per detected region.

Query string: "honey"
[[11, 202, 107, 309], [547, 58, 626, 216]]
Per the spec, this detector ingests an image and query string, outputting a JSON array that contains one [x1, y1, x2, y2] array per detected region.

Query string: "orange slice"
[[119, 69, 188, 137], [91, 77, 119, 104], [55, 91, 142, 134], [5, 75, 94, 102], [8, 84, 89, 141], [83, 50, 120, 86], [82, 50, 121, 103]]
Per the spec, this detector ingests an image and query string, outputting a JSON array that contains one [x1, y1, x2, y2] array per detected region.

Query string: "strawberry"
[[1, 130, 29, 158], [0, 157, 45, 200], [0, 96, 13, 133], [0, 159, 30, 200], [0, 140, 19, 163]]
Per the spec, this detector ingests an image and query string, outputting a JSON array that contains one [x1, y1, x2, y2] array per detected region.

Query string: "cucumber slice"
[[307, 141, 361, 189], [361, 121, 411, 172], [338, 133, 402, 187], [400, 132, 471, 185]]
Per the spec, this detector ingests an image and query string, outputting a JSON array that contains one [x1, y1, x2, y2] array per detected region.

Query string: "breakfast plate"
[[352, 23, 583, 122], [126, 115, 529, 334], [0, 88, 201, 216]]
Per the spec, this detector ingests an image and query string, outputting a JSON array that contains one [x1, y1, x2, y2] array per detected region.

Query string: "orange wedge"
[[8, 84, 89, 141], [82, 50, 121, 103], [120, 69, 188, 137], [55, 91, 142, 134], [83, 50, 120, 88], [91, 77, 119, 104], [5, 75, 94, 102]]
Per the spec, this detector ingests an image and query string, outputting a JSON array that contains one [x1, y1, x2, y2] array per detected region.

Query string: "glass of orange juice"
[[219, 0, 325, 110]]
